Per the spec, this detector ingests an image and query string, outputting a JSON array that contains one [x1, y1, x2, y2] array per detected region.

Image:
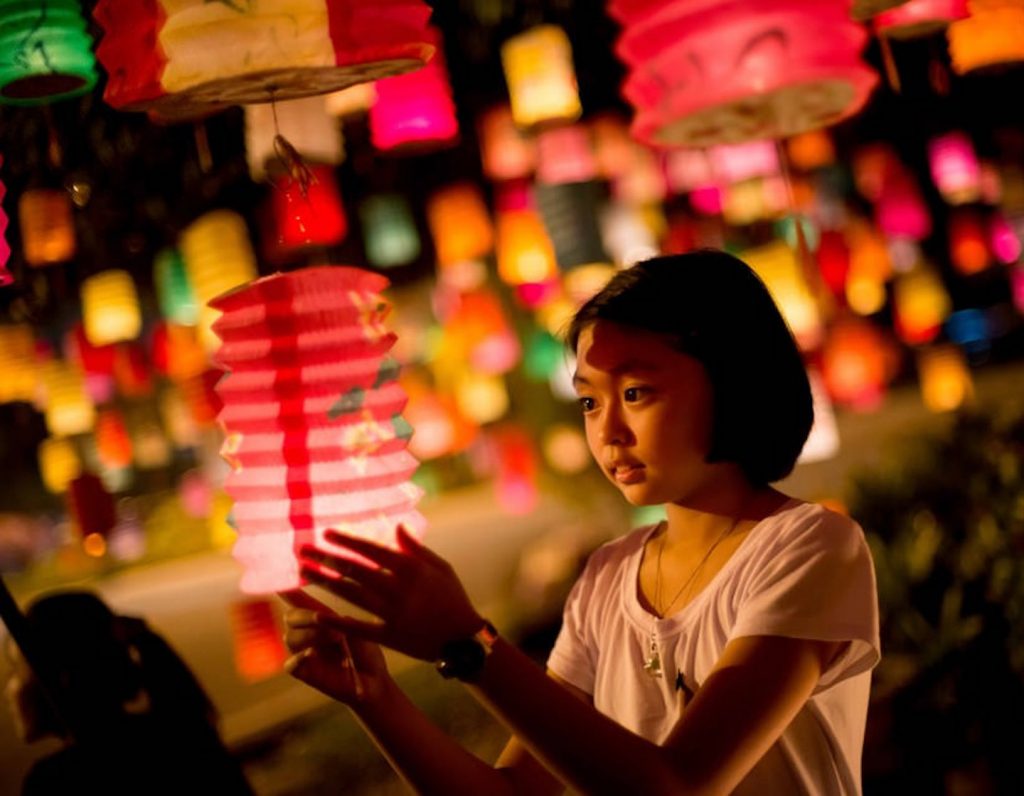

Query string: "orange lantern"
[[152, 322, 207, 382], [917, 344, 974, 412], [82, 269, 142, 346], [0, 324, 39, 404], [501, 25, 582, 129], [496, 204, 558, 286], [786, 130, 836, 171], [426, 183, 494, 268], [95, 409, 133, 471], [18, 188, 75, 265], [846, 223, 892, 315], [38, 436, 81, 494], [893, 266, 952, 345], [230, 599, 288, 684], [949, 210, 991, 275], [822, 318, 896, 409], [948, 1, 1024, 74], [477, 104, 536, 181]]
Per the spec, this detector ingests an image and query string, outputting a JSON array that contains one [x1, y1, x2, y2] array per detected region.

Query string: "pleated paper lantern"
[[477, 105, 536, 181], [154, 248, 198, 326], [41, 360, 95, 437], [822, 318, 895, 409], [741, 242, 823, 351], [0, 324, 39, 404], [0, 159, 10, 286], [93, 0, 435, 114], [893, 267, 952, 345], [211, 265, 426, 595], [949, 211, 991, 275], [18, 188, 75, 265], [426, 184, 494, 268], [501, 25, 582, 129], [613, 0, 878, 147], [496, 206, 558, 286], [230, 599, 288, 683], [270, 165, 348, 253], [370, 28, 459, 153], [948, 0, 1024, 74], [38, 437, 81, 494], [82, 270, 142, 346], [875, 0, 968, 37], [180, 210, 259, 350], [359, 194, 421, 269], [928, 132, 981, 205], [245, 95, 344, 182], [917, 344, 973, 412], [0, 0, 97, 105]]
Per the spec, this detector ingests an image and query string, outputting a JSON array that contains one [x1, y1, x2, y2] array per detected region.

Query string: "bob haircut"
[[566, 250, 813, 486]]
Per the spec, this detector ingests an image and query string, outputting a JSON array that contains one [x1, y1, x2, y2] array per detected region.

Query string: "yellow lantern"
[[38, 437, 81, 494], [41, 361, 94, 437], [948, 1, 1024, 74], [917, 344, 974, 412], [0, 324, 38, 404], [741, 241, 823, 351], [501, 25, 582, 128], [893, 266, 952, 345], [563, 263, 616, 306], [455, 372, 509, 425], [82, 269, 142, 346], [19, 188, 75, 265], [496, 208, 558, 286], [427, 183, 494, 268]]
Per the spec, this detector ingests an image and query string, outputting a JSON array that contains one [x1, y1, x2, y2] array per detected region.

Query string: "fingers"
[[323, 530, 410, 573], [395, 524, 448, 567], [299, 564, 391, 618], [299, 545, 395, 596]]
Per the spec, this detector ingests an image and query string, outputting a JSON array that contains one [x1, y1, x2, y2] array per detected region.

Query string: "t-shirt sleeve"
[[546, 554, 600, 695], [731, 510, 880, 692]]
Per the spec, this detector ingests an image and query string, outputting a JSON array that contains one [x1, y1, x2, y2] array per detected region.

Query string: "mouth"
[[609, 463, 645, 485]]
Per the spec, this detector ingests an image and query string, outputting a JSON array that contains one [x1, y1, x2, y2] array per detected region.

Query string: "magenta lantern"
[[874, 0, 968, 38], [211, 265, 425, 595], [0, 156, 10, 286], [928, 132, 981, 205], [876, 175, 931, 240]]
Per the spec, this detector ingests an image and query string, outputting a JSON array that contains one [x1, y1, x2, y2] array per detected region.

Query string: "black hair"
[[566, 250, 813, 485]]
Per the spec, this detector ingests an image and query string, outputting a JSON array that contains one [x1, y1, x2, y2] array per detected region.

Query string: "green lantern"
[[359, 194, 421, 269], [154, 248, 198, 326], [0, 0, 97, 105], [524, 329, 564, 381]]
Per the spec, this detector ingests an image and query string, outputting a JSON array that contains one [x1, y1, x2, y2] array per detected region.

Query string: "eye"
[[624, 386, 647, 402], [578, 396, 596, 412]]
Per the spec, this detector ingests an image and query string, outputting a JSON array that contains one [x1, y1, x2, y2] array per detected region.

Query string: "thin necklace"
[[643, 514, 742, 679]]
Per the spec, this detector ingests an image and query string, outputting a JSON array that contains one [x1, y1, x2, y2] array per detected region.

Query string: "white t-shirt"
[[547, 500, 880, 795]]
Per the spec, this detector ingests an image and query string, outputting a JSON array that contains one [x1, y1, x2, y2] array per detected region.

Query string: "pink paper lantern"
[[875, 0, 969, 38], [211, 265, 425, 594], [614, 0, 878, 147], [928, 132, 981, 205]]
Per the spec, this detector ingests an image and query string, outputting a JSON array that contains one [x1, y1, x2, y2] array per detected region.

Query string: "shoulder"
[[758, 500, 867, 556]]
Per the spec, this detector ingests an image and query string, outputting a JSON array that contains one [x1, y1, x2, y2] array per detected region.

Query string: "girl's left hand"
[[298, 525, 485, 662]]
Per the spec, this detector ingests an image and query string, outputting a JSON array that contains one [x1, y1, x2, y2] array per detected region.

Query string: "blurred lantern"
[[455, 373, 510, 425], [591, 114, 636, 180], [41, 360, 94, 436], [612, 144, 668, 205], [0, 324, 39, 404], [542, 423, 591, 475], [846, 223, 892, 315], [230, 599, 288, 684], [501, 25, 582, 129], [563, 263, 615, 306], [822, 318, 895, 409], [741, 242, 823, 351], [893, 266, 952, 345], [360, 194, 421, 268], [796, 369, 840, 464], [990, 212, 1022, 264], [19, 188, 75, 265], [130, 419, 171, 470], [477, 104, 536, 181], [928, 132, 981, 205], [152, 322, 207, 382], [245, 94, 344, 181], [325, 81, 376, 116], [113, 344, 154, 399], [93, 0, 435, 114], [67, 471, 116, 545], [154, 248, 198, 326], [38, 437, 81, 494], [181, 369, 222, 428], [710, 141, 780, 185], [524, 330, 565, 381], [980, 160, 1004, 204], [269, 165, 348, 254], [875, 0, 968, 37], [817, 230, 851, 300], [600, 202, 660, 267], [917, 344, 974, 412], [370, 28, 459, 153], [536, 125, 598, 185], [402, 376, 475, 460], [852, 143, 901, 203], [689, 185, 725, 216], [444, 290, 520, 376], [426, 184, 494, 269], [492, 426, 538, 515], [180, 210, 258, 350], [612, 0, 877, 147], [211, 266, 425, 595], [513, 279, 560, 311], [496, 204, 558, 286], [948, 0, 1024, 74], [723, 178, 788, 226], [949, 210, 991, 275], [81, 269, 142, 346], [0, 157, 10, 286], [95, 409, 133, 471], [534, 182, 609, 271], [876, 175, 931, 240], [946, 308, 991, 354], [0, 0, 97, 105], [666, 149, 714, 195], [160, 387, 201, 449], [786, 130, 836, 172]]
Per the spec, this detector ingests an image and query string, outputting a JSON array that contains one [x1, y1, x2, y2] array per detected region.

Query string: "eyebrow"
[[572, 360, 660, 384]]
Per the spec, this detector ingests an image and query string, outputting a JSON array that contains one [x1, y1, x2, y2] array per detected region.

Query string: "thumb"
[[396, 524, 444, 564]]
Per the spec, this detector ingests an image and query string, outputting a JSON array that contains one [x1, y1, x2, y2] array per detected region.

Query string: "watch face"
[[438, 638, 486, 681]]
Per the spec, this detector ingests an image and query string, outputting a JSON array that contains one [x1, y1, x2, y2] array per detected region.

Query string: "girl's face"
[[574, 320, 717, 506]]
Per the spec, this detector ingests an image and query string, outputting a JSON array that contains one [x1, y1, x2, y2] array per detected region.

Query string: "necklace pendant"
[[643, 637, 663, 678]]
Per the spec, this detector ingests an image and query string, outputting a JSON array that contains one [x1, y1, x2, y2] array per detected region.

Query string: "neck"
[[662, 474, 783, 551]]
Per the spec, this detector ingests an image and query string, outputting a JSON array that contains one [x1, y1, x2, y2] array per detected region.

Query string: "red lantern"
[[67, 472, 117, 543], [211, 265, 425, 595], [269, 165, 348, 255], [875, 0, 968, 37], [821, 318, 897, 410], [817, 229, 851, 299], [492, 426, 538, 516], [230, 599, 288, 684], [948, 210, 991, 275]]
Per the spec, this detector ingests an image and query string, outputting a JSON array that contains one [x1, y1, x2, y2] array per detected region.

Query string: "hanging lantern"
[[817, 229, 851, 299], [154, 248, 198, 326], [152, 322, 207, 383], [477, 105, 536, 181], [787, 130, 836, 172], [455, 373, 510, 425], [65, 326, 116, 404], [81, 270, 142, 346], [534, 181, 610, 271], [536, 125, 598, 185], [928, 132, 981, 205], [19, 188, 75, 265], [38, 437, 81, 494], [501, 25, 582, 129], [93, 0, 435, 115], [496, 203, 558, 286], [426, 184, 494, 269], [876, 175, 931, 241], [0, 324, 39, 404], [211, 265, 425, 595], [370, 28, 459, 153], [990, 212, 1022, 264], [893, 266, 952, 345], [948, 0, 1024, 74], [821, 318, 895, 409], [441, 289, 521, 376], [492, 426, 538, 515], [245, 95, 345, 182], [113, 344, 154, 399], [360, 194, 421, 269], [269, 165, 348, 254], [230, 599, 288, 684], [612, 0, 878, 147], [917, 344, 973, 412], [949, 210, 991, 275], [325, 81, 376, 117], [180, 210, 259, 351], [0, 0, 97, 105], [41, 360, 94, 437], [600, 201, 661, 267], [875, 0, 968, 37], [846, 223, 892, 315], [741, 241, 823, 351], [95, 409, 133, 471]]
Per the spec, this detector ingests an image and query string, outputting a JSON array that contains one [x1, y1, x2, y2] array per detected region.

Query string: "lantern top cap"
[[208, 265, 390, 312]]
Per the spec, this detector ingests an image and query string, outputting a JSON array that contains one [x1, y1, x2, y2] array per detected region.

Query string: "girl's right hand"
[[283, 609, 392, 708]]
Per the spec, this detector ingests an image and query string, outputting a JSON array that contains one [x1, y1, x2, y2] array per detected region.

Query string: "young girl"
[[284, 250, 880, 795]]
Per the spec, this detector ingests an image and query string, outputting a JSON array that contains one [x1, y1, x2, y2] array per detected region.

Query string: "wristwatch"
[[435, 620, 499, 682]]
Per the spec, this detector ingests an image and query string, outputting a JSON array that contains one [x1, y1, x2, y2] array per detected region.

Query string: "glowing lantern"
[[724, 178, 788, 226], [180, 210, 259, 351], [893, 267, 952, 345], [875, 0, 968, 36], [990, 212, 1022, 264], [797, 370, 840, 464], [822, 318, 895, 409], [370, 28, 459, 153], [38, 437, 81, 494], [787, 130, 836, 171], [846, 223, 892, 315], [741, 242, 823, 351], [591, 114, 636, 180], [0, 0, 97, 105], [0, 159, 10, 286], [612, 144, 668, 205], [852, 143, 901, 203], [360, 194, 421, 268], [876, 176, 931, 241], [666, 149, 714, 194], [245, 95, 344, 182], [917, 345, 973, 412], [66, 326, 116, 404], [928, 132, 981, 205], [534, 182, 609, 270], [492, 426, 538, 515], [501, 25, 582, 129], [426, 184, 494, 268], [689, 185, 725, 216], [444, 290, 521, 376], [948, 0, 1024, 74], [93, 0, 435, 115], [113, 345, 154, 399], [563, 263, 616, 306], [456, 373, 510, 425], [709, 141, 780, 185], [160, 387, 201, 449], [152, 322, 207, 382], [181, 369, 222, 428], [536, 125, 598, 185], [949, 211, 991, 275], [130, 418, 171, 469], [19, 189, 75, 265], [0, 324, 39, 404], [817, 229, 851, 299], [230, 599, 288, 684], [95, 409, 133, 471], [477, 105, 536, 181], [81, 270, 142, 346], [325, 81, 376, 117], [402, 376, 475, 460], [154, 248, 198, 326], [542, 423, 591, 475], [41, 361, 94, 436], [600, 202, 660, 268], [211, 265, 425, 595], [613, 0, 878, 147], [496, 206, 558, 286], [270, 165, 348, 253], [946, 308, 990, 354]]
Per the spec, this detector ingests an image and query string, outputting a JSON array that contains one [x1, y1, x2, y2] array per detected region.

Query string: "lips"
[[608, 461, 645, 484]]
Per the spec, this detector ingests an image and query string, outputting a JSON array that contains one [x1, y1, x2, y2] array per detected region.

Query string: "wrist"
[[348, 673, 403, 721], [435, 619, 499, 683]]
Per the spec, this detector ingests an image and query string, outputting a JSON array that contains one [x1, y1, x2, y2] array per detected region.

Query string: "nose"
[[597, 401, 632, 447]]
